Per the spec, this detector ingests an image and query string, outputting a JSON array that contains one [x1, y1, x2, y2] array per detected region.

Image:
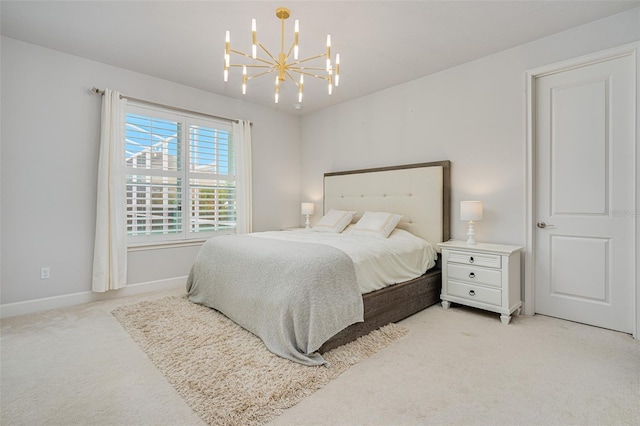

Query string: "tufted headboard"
[[324, 161, 450, 252]]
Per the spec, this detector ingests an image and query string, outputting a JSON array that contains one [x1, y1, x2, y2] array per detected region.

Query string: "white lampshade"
[[460, 201, 483, 222], [301, 203, 315, 215]]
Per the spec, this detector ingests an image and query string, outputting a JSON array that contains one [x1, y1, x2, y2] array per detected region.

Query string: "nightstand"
[[438, 240, 523, 324]]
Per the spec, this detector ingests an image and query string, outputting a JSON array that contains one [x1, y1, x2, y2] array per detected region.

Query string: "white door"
[[534, 53, 636, 333]]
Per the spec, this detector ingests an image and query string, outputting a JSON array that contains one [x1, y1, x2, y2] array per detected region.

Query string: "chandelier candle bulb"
[[223, 51, 229, 81], [335, 54, 340, 86], [223, 51, 230, 82], [294, 20, 299, 59], [251, 19, 257, 58], [298, 74, 304, 103], [326, 35, 332, 72], [242, 66, 247, 94]]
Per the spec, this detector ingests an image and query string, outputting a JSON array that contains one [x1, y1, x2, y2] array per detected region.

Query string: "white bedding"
[[250, 227, 437, 293]]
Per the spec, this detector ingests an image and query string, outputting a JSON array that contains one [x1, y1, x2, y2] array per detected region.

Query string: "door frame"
[[524, 42, 639, 338]]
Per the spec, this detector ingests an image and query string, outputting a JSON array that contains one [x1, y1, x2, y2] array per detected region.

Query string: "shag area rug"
[[112, 295, 408, 426]]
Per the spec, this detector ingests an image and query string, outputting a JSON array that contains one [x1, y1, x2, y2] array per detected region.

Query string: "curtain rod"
[[91, 87, 249, 124]]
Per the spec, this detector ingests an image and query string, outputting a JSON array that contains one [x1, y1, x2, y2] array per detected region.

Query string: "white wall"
[[0, 37, 301, 309], [2, 9, 639, 316], [301, 9, 640, 248]]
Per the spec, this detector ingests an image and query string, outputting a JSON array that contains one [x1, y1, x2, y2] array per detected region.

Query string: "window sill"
[[127, 239, 207, 252]]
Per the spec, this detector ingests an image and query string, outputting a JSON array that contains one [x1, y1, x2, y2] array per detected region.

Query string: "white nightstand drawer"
[[448, 250, 501, 268], [448, 280, 502, 306], [448, 264, 502, 288]]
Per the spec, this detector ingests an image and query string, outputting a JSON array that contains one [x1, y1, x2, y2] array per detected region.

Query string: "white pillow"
[[350, 211, 403, 238], [312, 209, 356, 233]]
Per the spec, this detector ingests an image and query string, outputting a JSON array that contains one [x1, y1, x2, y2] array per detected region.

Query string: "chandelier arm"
[[286, 40, 300, 60], [257, 41, 279, 64], [284, 70, 301, 88], [291, 70, 330, 81], [229, 49, 273, 66], [229, 48, 251, 56], [230, 64, 275, 69], [288, 53, 327, 66], [289, 66, 328, 72], [247, 69, 277, 80]]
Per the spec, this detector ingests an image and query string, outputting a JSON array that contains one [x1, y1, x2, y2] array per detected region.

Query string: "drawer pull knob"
[[469, 257, 474, 264], [469, 272, 475, 278], [469, 290, 476, 296]]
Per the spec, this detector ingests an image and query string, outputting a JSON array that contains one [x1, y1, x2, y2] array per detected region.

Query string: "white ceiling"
[[2, 1, 639, 115]]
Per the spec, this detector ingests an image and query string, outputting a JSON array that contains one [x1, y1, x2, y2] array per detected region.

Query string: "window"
[[125, 103, 236, 244]]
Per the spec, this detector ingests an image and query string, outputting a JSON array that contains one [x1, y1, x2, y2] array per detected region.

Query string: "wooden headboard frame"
[[323, 161, 451, 252]]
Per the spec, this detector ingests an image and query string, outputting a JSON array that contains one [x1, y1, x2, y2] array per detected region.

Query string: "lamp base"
[[465, 221, 477, 245], [305, 214, 311, 229]]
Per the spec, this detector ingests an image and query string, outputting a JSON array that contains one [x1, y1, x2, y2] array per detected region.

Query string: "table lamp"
[[460, 201, 483, 245], [301, 203, 315, 229]]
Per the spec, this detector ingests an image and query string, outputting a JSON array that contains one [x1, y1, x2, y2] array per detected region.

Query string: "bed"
[[187, 161, 451, 365]]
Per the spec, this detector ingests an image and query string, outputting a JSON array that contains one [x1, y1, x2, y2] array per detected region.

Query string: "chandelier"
[[223, 7, 340, 104]]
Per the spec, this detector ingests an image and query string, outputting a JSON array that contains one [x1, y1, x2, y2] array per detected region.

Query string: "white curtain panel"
[[233, 120, 253, 234], [92, 89, 128, 292]]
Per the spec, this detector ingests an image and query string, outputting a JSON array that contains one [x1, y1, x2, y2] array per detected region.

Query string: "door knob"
[[537, 221, 554, 229]]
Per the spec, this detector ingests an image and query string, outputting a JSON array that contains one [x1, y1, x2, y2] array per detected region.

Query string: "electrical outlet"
[[40, 267, 50, 280]]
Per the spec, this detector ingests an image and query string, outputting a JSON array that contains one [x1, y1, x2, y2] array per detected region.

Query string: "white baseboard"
[[0, 277, 187, 319]]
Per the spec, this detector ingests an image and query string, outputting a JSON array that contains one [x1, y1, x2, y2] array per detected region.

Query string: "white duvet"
[[250, 227, 437, 294]]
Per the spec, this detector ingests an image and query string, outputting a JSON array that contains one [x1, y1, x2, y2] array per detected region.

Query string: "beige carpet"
[[112, 296, 407, 426], [3, 288, 639, 425]]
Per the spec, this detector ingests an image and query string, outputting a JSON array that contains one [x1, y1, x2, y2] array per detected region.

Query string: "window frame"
[[125, 102, 236, 247]]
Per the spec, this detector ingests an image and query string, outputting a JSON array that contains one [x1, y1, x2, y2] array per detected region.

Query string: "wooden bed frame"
[[318, 161, 451, 353]]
